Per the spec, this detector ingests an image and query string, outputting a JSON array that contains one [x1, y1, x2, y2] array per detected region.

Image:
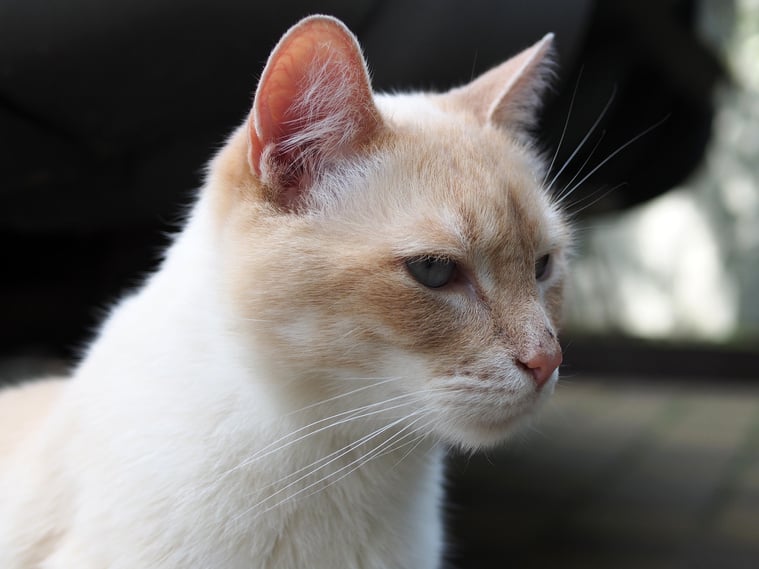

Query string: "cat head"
[[212, 15, 570, 449]]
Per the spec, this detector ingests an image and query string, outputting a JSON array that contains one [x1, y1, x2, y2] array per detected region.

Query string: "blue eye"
[[535, 254, 551, 281], [405, 257, 456, 288]]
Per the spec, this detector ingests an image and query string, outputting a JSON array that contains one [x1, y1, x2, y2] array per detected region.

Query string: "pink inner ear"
[[248, 16, 380, 198], [254, 31, 332, 161]]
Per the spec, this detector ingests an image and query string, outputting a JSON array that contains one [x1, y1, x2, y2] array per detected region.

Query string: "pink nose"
[[520, 349, 562, 388]]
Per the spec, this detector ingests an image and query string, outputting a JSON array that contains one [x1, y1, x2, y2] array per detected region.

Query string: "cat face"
[[213, 16, 569, 449]]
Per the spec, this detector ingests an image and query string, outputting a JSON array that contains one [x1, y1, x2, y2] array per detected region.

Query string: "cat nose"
[[519, 349, 562, 389]]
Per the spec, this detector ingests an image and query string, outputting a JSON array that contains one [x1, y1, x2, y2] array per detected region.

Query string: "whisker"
[[220, 388, 443, 478], [238, 414, 428, 522], [308, 417, 430, 493], [271, 416, 429, 510], [542, 66, 583, 188], [391, 427, 435, 467], [187, 379, 414, 498], [264, 412, 420, 501], [282, 376, 404, 417], [558, 115, 670, 204], [567, 182, 628, 217], [545, 85, 617, 193], [367, 418, 433, 463], [554, 130, 606, 205], [249, 410, 426, 496]]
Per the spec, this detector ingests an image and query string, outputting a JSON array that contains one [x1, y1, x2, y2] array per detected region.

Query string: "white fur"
[[0, 195, 444, 568]]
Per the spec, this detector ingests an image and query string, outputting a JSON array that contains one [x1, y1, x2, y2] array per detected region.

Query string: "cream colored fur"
[[0, 15, 569, 569]]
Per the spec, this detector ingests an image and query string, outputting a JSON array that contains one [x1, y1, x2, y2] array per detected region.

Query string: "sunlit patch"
[[566, 0, 759, 343]]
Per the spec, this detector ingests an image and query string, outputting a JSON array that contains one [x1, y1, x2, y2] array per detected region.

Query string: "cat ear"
[[445, 34, 555, 131], [248, 15, 382, 209]]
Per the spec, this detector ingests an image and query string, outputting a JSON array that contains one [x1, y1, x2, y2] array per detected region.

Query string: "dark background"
[[0, 0, 729, 366]]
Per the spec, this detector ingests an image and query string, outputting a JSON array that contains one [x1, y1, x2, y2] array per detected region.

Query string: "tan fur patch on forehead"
[[380, 119, 551, 254]]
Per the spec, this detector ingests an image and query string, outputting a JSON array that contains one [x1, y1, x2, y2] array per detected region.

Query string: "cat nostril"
[[519, 350, 562, 389]]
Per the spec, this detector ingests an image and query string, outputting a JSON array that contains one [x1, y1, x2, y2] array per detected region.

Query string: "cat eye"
[[405, 257, 457, 289], [535, 254, 551, 281]]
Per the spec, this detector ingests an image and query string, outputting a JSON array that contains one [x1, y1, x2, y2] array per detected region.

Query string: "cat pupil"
[[535, 254, 551, 281], [406, 257, 456, 288]]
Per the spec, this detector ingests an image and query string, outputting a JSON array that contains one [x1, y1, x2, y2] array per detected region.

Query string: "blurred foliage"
[[565, 0, 759, 349]]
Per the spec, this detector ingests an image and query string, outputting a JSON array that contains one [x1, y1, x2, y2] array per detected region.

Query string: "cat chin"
[[435, 405, 546, 450], [472, 406, 549, 447], [428, 373, 557, 449]]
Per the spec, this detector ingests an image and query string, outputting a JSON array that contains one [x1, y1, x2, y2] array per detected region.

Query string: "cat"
[[0, 14, 569, 569]]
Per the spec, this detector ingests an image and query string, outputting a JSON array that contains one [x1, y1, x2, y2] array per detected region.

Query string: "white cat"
[[0, 15, 568, 569]]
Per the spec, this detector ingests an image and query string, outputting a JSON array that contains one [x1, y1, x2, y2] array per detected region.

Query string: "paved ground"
[[445, 377, 759, 569]]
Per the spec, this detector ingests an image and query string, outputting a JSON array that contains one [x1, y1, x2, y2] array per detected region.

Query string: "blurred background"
[[1, 0, 757, 567]]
